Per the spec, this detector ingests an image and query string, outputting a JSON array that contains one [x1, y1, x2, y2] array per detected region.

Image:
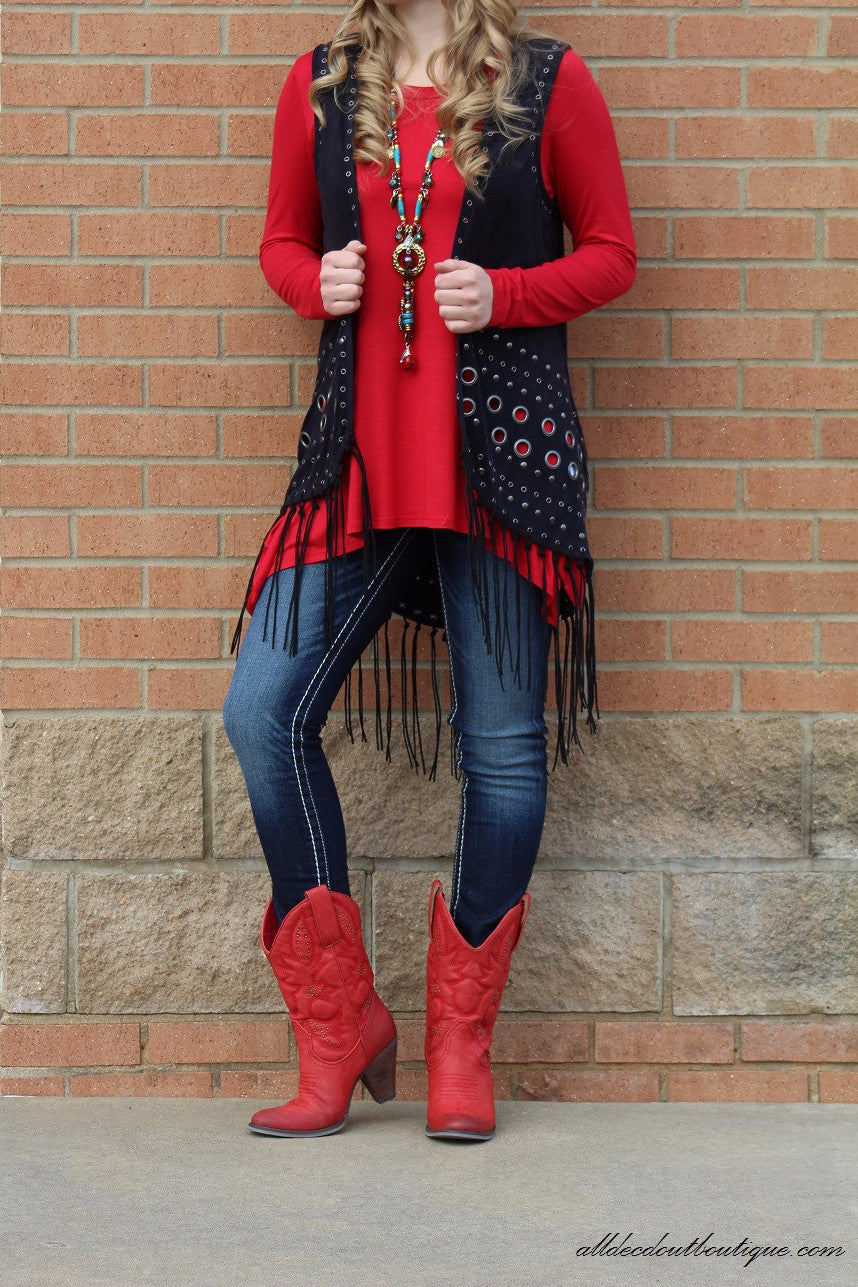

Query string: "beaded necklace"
[[387, 90, 448, 369]]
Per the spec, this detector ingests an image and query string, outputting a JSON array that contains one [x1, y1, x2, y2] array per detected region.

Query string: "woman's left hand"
[[433, 259, 493, 333]]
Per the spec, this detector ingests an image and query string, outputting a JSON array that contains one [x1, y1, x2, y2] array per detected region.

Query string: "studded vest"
[[233, 36, 598, 777]]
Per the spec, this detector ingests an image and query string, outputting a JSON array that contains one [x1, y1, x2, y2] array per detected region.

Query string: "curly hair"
[[308, 0, 540, 193]]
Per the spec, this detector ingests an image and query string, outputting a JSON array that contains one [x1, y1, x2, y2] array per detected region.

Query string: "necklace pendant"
[[387, 95, 446, 369], [392, 229, 426, 278]]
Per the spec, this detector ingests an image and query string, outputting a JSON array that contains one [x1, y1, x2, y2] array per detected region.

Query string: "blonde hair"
[[308, 0, 538, 193]]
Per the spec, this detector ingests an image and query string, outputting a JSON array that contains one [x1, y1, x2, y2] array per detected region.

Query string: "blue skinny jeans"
[[223, 527, 552, 947]]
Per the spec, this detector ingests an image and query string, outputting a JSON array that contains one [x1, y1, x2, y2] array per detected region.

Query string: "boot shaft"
[[425, 879, 530, 1058], [262, 885, 377, 1059]]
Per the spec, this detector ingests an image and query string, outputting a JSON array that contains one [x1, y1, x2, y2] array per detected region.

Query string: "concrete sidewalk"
[[0, 1098, 855, 1287]]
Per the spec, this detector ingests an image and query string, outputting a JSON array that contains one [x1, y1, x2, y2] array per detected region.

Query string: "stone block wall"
[[2, 714, 856, 1101]]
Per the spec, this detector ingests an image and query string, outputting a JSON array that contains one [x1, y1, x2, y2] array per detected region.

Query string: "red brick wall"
[[2, 0, 855, 715], [3, 1018, 857, 1103]]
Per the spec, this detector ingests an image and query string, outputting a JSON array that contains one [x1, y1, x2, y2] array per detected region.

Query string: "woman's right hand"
[[319, 240, 366, 315]]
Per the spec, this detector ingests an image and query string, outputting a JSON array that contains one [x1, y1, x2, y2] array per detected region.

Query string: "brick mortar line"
[[7, 266, 858, 276], [0, 104, 837, 118], [7, 556, 858, 567], [15, 156, 858, 165], [3, 1056, 856, 1068], [6, 1012, 858, 1025], [6, 617, 858, 628], [6, 860, 855, 874], [6, 708, 848, 721], [2, 660, 855, 673], [1, 207, 269, 218], [7, 609, 856, 619], [6, 204, 858, 217], [2, 859, 279, 875], [3, 315, 852, 327], [5, 52, 854, 64], [8, 411, 858, 427], [3, 1060, 856, 1076], [28, 553, 858, 569], [7, 1060, 858, 1071], [68, 872, 79, 1012], [3, 608, 251, 617], [10, 305, 854, 317], [3, 411, 854, 422], [5, 3, 840, 9], [201, 713, 214, 862], [0, 471, 298, 479], [3, 709, 856, 723], [662, 871, 672, 1016], [3, 299, 856, 312], [800, 713, 814, 854]]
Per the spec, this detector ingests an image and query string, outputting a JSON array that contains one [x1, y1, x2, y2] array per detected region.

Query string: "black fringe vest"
[[232, 36, 598, 780]]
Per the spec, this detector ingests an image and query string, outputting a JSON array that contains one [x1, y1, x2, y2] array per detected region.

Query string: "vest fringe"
[[230, 449, 598, 782]]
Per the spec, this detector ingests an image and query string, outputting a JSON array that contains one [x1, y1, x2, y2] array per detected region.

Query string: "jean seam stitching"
[[291, 531, 413, 887], [433, 531, 467, 920]]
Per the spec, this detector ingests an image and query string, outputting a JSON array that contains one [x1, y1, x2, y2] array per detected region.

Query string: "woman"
[[223, 0, 636, 1141]]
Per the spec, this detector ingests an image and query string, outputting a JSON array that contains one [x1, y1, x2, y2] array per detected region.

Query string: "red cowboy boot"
[[249, 884, 397, 1137], [424, 878, 531, 1141]]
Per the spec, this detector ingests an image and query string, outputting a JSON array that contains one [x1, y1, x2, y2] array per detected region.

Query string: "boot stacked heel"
[[360, 1036, 398, 1103]]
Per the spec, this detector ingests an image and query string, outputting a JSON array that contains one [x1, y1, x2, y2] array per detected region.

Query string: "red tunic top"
[[246, 48, 636, 626]]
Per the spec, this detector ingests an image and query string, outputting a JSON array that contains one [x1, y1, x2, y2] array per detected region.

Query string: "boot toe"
[[425, 1114, 496, 1141], [248, 1103, 348, 1138], [425, 1104, 496, 1140]]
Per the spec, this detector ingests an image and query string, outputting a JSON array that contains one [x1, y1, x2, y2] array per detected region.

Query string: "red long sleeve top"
[[245, 47, 636, 626]]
